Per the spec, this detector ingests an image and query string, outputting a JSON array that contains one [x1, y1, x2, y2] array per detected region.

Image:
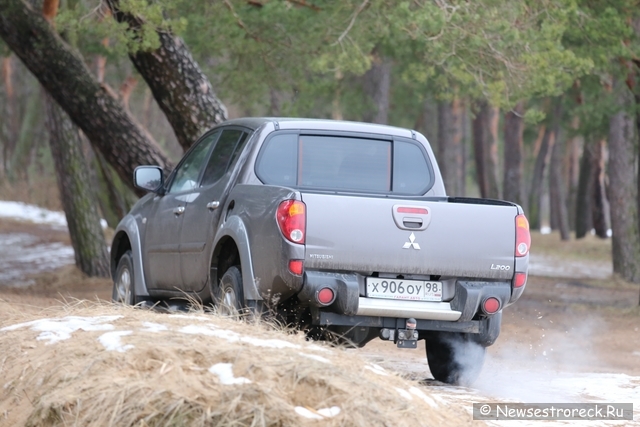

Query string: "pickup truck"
[[110, 117, 530, 385]]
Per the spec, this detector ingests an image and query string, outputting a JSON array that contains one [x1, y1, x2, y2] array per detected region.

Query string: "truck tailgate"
[[301, 193, 518, 280]]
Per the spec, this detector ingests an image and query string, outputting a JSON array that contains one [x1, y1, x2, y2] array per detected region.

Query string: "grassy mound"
[[0, 301, 479, 426]]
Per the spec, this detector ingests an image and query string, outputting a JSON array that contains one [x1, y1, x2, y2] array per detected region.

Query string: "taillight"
[[515, 214, 530, 257], [482, 297, 501, 314], [397, 207, 429, 215], [513, 272, 527, 288], [288, 260, 304, 275], [277, 200, 306, 244]]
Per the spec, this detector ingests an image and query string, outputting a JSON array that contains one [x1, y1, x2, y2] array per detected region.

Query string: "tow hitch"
[[379, 318, 419, 349]]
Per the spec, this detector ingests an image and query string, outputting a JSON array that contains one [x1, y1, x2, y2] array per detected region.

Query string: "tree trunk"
[[503, 102, 524, 205], [0, 0, 172, 195], [591, 139, 608, 238], [472, 100, 500, 199], [362, 53, 391, 125], [566, 119, 582, 232], [45, 93, 109, 277], [575, 139, 594, 239], [437, 98, 465, 195], [107, 0, 227, 151], [528, 127, 554, 230], [608, 76, 640, 283], [549, 121, 570, 240]]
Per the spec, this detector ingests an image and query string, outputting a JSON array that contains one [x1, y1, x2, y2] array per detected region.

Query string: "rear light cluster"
[[515, 214, 531, 257], [277, 200, 306, 244], [482, 297, 501, 314]]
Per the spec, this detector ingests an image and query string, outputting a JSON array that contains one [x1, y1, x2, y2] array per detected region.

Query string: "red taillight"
[[515, 214, 531, 257], [397, 207, 429, 215], [317, 287, 335, 305], [277, 200, 306, 244], [513, 272, 527, 288], [482, 297, 501, 314], [288, 260, 304, 275]]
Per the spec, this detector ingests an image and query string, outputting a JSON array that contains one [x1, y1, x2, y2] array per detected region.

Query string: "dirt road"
[[0, 217, 638, 425]]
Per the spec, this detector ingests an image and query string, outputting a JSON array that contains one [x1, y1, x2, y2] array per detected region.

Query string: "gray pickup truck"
[[111, 117, 530, 385]]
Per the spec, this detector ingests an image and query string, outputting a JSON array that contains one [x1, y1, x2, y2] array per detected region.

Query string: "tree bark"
[[591, 139, 608, 238], [575, 139, 594, 239], [362, 53, 391, 125], [566, 120, 582, 232], [549, 121, 570, 240], [608, 76, 640, 283], [503, 102, 525, 205], [437, 98, 465, 195], [0, 0, 172, 195], [107, 0, 227, 151], [528, 127, 554, 230], [45, 93, 109, 277], [472, 100, 500, 199]]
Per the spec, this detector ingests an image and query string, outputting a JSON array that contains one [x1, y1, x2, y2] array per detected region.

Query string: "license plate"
[[366, 278, 442, 301]]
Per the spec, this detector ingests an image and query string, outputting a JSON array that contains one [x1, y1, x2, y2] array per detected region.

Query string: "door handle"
[[206, 201, 220, 211], [173, 206, 185, 216]]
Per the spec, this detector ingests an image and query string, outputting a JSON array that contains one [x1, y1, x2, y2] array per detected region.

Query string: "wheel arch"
[[111, 215, 150, 298], [210, 215, 260, 301]]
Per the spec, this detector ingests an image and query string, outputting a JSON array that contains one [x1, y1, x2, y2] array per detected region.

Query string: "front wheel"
[[424, 331, 486, 386], [112, 250, 136, 305], [216, 266, 245, 317]]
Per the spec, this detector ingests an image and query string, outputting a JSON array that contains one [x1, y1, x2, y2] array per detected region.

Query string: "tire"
[[216, 266, 245, 316], [425, 331, 486, 386], [112, 250, 136, 305]]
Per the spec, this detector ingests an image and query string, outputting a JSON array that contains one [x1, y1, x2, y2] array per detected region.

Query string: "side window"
[[393, 141, 431, 194], [168, 131, 219, 194], [200, 130, 248, 187], [255, 133, 298, 186]]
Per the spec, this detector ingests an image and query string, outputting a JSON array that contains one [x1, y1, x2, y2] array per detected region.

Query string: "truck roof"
[[219, 117, 417, 140]]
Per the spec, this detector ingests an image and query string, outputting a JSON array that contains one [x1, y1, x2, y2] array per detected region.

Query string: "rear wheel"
[[112, 250, 136, 305], [217, 266, 245, 316], [425, 331, 486, 386]]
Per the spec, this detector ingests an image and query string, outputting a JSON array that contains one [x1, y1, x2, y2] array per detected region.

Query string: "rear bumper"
[[301, 270, 513, 323], [356, 298, 461, 321]]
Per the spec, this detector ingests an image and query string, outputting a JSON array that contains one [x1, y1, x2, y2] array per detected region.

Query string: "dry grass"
[[530, 230, 611, 263], [0, 302, 480, 427]]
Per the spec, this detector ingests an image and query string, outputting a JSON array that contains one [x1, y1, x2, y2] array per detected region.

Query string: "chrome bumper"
[[356, 298, 462, 321]]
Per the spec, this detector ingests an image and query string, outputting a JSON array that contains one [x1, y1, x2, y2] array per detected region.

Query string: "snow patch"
[[179, 324, 301, 349], [98, 331, 134, 352], [140, 322, 168, 333], [395, 388, 413, 401], [409, 387, 438, 408], [294, 406, 340, 419], [1, 315, 122, 344], [208, 363, 251, 385], [0, 200, 107, 229], [365, 364, 390, 376], [298, 353, 331, 364]]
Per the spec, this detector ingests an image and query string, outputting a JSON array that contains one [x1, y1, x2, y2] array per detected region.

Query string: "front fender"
[[112, 215, 150, 298], [213, 215, 261, 301]]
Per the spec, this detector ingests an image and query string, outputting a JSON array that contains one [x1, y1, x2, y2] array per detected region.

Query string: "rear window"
[[255, 133, 433, 195]]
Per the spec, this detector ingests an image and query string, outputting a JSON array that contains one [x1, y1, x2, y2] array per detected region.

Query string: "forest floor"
[[0, 212, 639, 425]]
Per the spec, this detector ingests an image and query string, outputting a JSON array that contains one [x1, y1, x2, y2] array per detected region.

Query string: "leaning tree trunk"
[[45, 93, 109, 277], [107, 0, 227, 151], [608, 76, 640, 283], [472, 100, 500, 199], [0, 0, 172, 195], [362, 52, 391, 125], [437, 98, 465, 196], [503, 102, 525, 205]]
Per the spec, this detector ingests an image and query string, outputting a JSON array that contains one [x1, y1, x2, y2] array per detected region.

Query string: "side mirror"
[[134, 166, 164, 193]]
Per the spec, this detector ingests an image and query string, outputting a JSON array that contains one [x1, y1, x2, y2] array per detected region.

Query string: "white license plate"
[[366, 278, 442, 301]]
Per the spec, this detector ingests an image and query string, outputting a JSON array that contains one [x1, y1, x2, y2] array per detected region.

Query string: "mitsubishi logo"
[[403, 232, 421, 250]]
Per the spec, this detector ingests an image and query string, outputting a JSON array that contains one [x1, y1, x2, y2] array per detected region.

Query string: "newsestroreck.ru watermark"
[[473, 403, 634, 421]]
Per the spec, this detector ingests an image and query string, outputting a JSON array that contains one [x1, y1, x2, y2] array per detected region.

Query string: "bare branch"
[[336, 0, 369, 45]]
